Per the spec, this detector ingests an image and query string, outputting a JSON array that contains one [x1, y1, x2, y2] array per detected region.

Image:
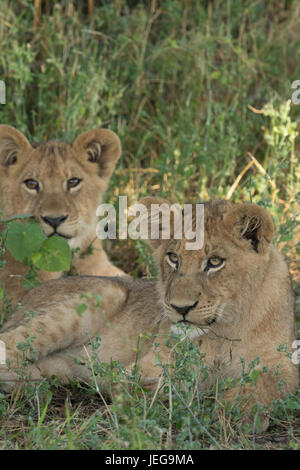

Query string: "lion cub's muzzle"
[[170, 300, 198, 317], [40, 214, 72, 239], [166, 299, 218, 326]]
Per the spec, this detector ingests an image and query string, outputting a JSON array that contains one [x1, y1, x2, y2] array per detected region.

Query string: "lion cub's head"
[[140, 197, 275, 330], [0, 125, 121, 251]]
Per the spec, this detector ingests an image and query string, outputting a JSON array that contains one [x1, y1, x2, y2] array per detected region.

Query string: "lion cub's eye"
[[24, 179, 39, 191], [67, 178, 82, 190], [205, 257, 225, 271], [166, 252, 179, 269]]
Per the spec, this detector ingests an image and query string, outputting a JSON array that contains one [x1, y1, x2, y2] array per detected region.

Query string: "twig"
[[121, 168, 160, 174], [247, 152, 277, 190], [82, 345, 115, 423], [163, 367, 223, 450], [34, 0, 41, 29], [248, 105, 265, 114], [226, 160, 255, 200], [199, 325, 241, 343], [88, 0, 94, 16], [149, 374, 164, 409]]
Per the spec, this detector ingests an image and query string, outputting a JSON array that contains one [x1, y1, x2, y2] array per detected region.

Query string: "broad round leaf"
[[5, 222, 46, 262], [0, 213, 32, 223], [32, 236, 72, 272]]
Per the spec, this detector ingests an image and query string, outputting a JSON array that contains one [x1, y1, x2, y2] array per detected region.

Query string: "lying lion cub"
[[0, 125, 124, 307], [0, 198, 298, 431]]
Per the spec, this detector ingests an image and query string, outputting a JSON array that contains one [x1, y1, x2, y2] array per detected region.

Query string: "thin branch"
[[226, 160, 255, 200], [247, 152, 277, 190]]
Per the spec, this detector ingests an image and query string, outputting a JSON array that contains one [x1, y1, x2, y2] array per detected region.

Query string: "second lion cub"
[[0, 198, 298, 431]]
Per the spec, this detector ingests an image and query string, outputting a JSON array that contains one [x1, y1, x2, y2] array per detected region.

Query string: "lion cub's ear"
[[224, 203, 274, 253], [138, 197, 182, 249], [73, 128, 121, 181], [0, 125, 31, 167]]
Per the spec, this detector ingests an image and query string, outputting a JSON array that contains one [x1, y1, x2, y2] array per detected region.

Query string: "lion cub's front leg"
[[0, 281, 127, 389], [0, 302, 97, 368]]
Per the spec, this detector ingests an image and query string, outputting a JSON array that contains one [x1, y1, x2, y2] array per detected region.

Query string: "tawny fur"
[[0, 198, 298, 432], [0, 125, 125, 308]]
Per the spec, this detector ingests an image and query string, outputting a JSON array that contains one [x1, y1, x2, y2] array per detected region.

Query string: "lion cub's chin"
[[170, 323, 209, 340], [67, 231, 92, 251]]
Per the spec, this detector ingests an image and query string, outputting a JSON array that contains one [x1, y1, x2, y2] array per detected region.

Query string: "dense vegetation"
[[0, 0, 299, 450]]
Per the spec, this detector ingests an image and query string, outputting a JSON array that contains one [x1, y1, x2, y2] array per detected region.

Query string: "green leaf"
[[254, 413, 261, 432], [279, 233, 293, 242], [23, 268, 40, 290], [32, 236, 72, 272], [250, 369, 260, 384], [77, 303, 88, 317], [5, 222, 46, 262], [285, 398, 300, 410], [0, 213, 32, 223]]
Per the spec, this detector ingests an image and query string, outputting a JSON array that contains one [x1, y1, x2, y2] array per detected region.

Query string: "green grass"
[[0, 0, 299, 450], [0, 331, 299, 450]]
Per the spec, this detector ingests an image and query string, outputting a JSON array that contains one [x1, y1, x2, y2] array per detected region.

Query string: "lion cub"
[[0, 125, 125, 307], [0, 198, 298, 432]]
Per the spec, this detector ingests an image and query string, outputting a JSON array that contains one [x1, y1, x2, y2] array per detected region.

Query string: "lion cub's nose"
[[41, 215, 68, 229], [170, 300, 198, 317]]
